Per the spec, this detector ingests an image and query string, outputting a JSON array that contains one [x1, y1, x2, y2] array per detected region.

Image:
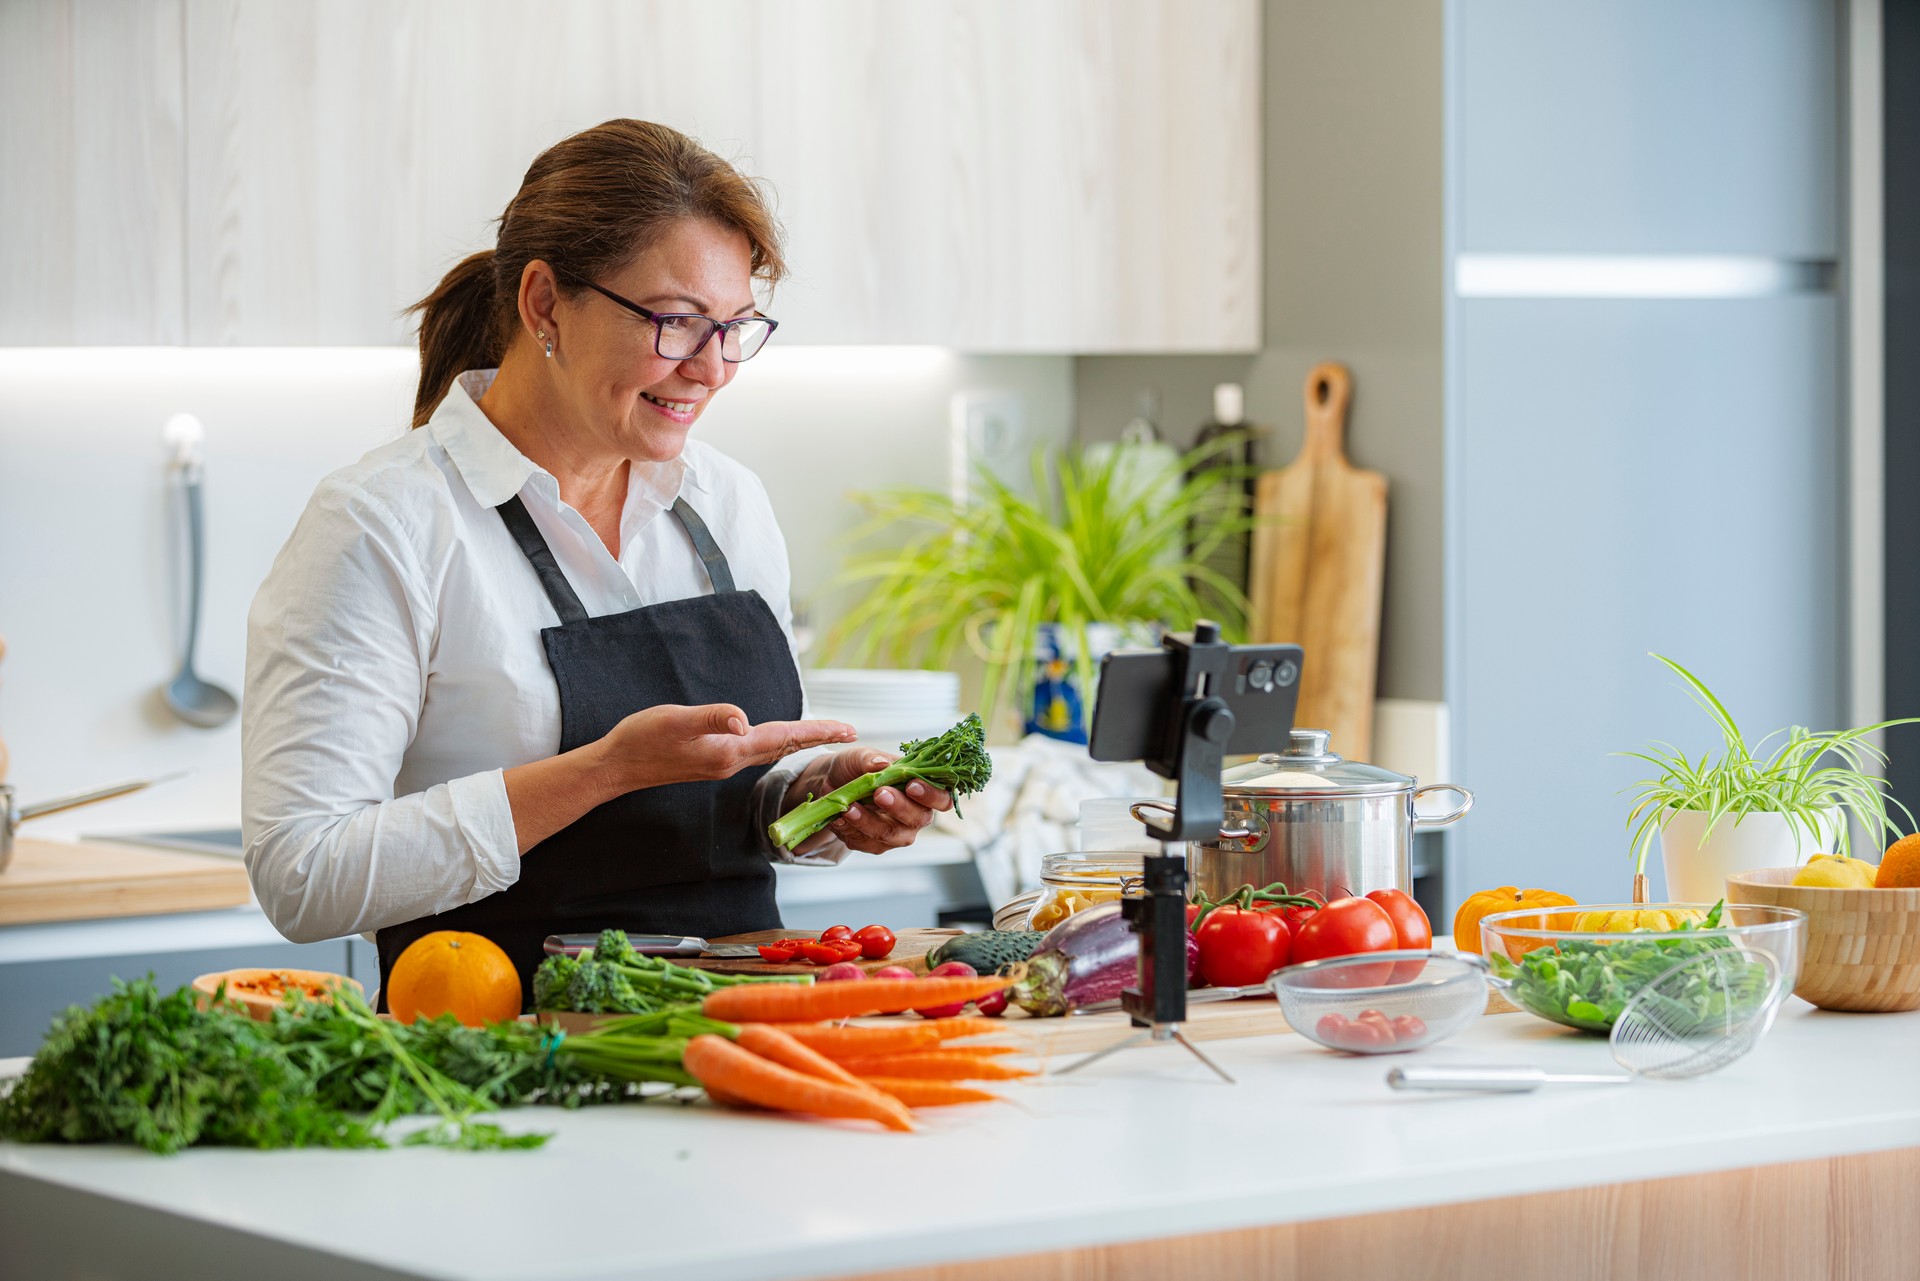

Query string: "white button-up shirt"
[[243, 370, 841, 946]]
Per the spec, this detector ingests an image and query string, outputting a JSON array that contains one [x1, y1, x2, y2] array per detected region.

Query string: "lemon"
[[1791, 854, 1878, 889]]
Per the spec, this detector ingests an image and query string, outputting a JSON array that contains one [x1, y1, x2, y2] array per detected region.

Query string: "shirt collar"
[[428, 369, 706, 510]]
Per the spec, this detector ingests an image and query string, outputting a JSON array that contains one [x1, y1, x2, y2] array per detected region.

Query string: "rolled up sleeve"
[[242, 480, 521, 943]]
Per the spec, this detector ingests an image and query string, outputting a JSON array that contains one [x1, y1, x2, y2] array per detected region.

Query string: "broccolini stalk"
[[768, 713, 993, 851]]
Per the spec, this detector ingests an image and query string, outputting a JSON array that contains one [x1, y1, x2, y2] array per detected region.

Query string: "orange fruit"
[[386, 931, 522, 1025], [1876, 835, 1920, 888]]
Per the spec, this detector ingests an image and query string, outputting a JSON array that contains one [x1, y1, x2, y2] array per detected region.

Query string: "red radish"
[[818, 962, 867, 982], [915, 961, 977, 1018], [869, 965, 916, 982], [973, 988, 1009, 1017]]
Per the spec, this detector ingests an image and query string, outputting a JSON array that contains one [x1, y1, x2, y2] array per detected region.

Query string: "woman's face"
[[552, 217, 758, 463]]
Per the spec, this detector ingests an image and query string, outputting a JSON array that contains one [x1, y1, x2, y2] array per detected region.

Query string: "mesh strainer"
[[1388, 946, 1784, 1092], [1269, 950, 1489, 1054]]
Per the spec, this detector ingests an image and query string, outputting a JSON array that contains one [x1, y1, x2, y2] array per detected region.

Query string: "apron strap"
[[670, 498, 737, 595], [496, 493, 740, 620], [496, 495, 589, 624]]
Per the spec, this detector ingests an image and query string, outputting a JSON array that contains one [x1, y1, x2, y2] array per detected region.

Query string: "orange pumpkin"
[[385, 931, 522, 1026], [1452, 886, 1578, 957]]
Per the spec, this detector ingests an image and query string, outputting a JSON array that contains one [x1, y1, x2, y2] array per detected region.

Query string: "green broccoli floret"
[[563, 959, 646, 1014], [593, 929, 633, 965], [531, 954, 579, 1011], [767, 712, 993, 851]]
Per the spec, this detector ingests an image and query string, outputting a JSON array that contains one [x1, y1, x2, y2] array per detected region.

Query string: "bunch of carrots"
[[685, 972, 1033, 1131]]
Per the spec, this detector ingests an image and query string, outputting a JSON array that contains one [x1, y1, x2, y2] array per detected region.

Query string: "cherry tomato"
[[1391, 1014, 1428, 1043], [1194, 907, 1290, 987], [798, 940, 845, 965], [1357, 1008, 1392, 1028], [1335, 1019, 1394, 1051], [852, 924, 896, 960], [820, 925, 855, 942], [757, 942, 800, 963], [1290, 897, 1397, 985], [827, 939, 864, 962], [1315, 1012, 1350, 1042]]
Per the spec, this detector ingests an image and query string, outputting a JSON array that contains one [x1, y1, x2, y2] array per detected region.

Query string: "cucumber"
[[927, 930, 1045, 975]]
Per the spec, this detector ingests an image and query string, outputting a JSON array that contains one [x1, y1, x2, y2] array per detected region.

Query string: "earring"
[[537, 329, 552, 359]]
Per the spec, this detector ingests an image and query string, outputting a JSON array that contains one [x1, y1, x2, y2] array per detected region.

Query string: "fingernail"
[[728, 717, 747, 734], [869, 755, 887, 769], [845, 805, 863, 821], [906, 781, 927, 799], [875, 788, 895, 806]]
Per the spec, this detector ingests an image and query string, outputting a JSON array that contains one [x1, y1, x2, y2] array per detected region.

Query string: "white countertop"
[[4, 996, 1917, 1281]]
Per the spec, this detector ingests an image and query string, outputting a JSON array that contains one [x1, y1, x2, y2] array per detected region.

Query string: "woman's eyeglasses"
[[577, 279, 778, 363]]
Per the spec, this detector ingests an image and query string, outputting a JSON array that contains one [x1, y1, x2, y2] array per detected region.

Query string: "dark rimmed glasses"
[[577, 279, 779, 362]]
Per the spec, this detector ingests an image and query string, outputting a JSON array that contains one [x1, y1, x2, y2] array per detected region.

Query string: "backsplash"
[[0, 347, 1070, 835]]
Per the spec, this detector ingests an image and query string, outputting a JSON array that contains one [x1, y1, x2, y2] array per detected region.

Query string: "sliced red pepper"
[[798, 940, 846, 965]]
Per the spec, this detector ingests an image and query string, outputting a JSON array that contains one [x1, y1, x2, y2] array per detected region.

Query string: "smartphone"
[[1087, 642, 1303, 763]]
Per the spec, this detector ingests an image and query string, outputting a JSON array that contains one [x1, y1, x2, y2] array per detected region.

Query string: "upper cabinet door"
[[0, 0, 186, 345], [171, 0, 1259, 350]]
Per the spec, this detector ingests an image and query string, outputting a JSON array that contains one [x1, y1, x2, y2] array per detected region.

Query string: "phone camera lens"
[[1248, 660, 1275, 691]]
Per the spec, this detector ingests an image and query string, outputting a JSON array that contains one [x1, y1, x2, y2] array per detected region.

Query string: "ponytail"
[[407, 250, 502, 427], [405, 120, 786, 429]]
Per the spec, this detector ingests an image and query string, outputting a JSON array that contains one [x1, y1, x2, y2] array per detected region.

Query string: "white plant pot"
[[1656, 807, 1839, 902]]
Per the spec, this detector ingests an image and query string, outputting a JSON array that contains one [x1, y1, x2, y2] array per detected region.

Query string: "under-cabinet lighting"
[[1454, 255, 1836, 299]]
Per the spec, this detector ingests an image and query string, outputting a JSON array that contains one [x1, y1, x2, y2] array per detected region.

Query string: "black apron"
[[376, 492, 800, 1007]]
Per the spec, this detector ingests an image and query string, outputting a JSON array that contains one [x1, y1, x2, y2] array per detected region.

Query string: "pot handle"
[[1412, 784, 1473, 830], [1128, 800, 1265, 846]]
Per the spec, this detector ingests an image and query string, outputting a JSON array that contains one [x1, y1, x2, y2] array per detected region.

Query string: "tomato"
[[1290, 896, 1397, 985], [1279, 893, 1324, 935], [1336, 1019, 1393, 1051], [1365, 889, 1432, 950], [1357, 1007, 1392, 1028], [852, 924, 896, 960], [827, 939, 864, 962], [820, 925, 855, 942], [757, 942, 801, 963], [798, 940, 845, 965], [1186, 903, 1205, 932], [1315, 1012, 1350, 1042], [1391, 1014, 1428, 1043], [1194, 907, 1290, 987]]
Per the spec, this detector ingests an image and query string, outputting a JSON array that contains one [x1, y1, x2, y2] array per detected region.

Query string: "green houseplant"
[[1620, 653, 1917, 901], [829, 440, 1255, 734]]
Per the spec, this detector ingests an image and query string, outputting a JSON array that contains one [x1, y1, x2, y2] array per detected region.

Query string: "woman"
[[243, 120, 951, 1002]]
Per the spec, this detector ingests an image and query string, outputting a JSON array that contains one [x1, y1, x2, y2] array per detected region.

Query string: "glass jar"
[[1026, 852, 1144, 930]]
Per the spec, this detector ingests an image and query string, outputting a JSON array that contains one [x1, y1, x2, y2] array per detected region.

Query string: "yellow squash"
[[1571, 907, 1704, 933]]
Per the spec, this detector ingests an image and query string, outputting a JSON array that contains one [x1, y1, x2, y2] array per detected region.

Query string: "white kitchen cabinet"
[[0, 0, 186, 345], [177, 0, 1260, 350]]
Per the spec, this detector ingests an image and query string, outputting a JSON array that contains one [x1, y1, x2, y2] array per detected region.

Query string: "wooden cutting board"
[[1247, 362, 1388, 760], [0, 837, 252, 925], [682, 928, 964, 976]]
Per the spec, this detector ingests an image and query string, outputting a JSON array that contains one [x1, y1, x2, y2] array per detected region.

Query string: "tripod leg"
[[1055, 1030, 1152, 1076], [1173, 1031, 1236, 1083]]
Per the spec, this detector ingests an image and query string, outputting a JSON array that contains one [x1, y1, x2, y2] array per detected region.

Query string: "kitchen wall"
[[1073, 0, 1446, 705], [0, 347, 1070, 836]]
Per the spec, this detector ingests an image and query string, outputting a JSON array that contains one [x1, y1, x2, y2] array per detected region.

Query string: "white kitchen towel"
[[932, 734, 1161, 909]]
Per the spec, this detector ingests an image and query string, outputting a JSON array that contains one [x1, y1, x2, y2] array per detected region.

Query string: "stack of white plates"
[[803, 668, 962, 747]]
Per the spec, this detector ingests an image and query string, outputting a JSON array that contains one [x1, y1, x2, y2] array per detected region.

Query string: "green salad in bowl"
[[1481, 899, 1805, 1033]]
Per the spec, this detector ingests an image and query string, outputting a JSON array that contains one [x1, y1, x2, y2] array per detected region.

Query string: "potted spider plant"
[[828, 439, 1255, 739], [1620, 653, 1917, 902]]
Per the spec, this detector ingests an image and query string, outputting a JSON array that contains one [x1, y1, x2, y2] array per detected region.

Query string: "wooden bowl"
[[1725, 868, 1920, 1012], [191, 968, 364, 1021]]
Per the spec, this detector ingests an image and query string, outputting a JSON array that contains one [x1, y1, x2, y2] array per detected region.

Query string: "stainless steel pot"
[[0, 777, 179, 873], [1137, 729, 1472, 904]]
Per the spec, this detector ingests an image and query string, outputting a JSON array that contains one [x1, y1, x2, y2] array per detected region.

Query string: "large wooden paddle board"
[[1247, 363, 1388, 760]]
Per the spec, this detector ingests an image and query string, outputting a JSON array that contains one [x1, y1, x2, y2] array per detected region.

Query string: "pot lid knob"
[[1270, 728, 1338, 765]]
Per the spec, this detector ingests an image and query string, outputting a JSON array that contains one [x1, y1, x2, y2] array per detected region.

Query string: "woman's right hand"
[[595, 703, 857, 792]]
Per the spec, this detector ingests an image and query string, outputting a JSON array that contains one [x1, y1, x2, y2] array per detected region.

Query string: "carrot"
[[862, 1078, 1003, 1108], [702, 975, 1013, 1023], [734, 1024, 875, 1093], [915, 1018, 1002, 1041], [703, 1082, 761, 1110], [682, 1035, 914, 1132], [757, 1022, 943, 1059], [906, 1044, 1018, 1058], [839, 1052, 1038, 1081]]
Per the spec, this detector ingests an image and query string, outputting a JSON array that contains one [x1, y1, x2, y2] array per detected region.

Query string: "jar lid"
[[1038, 852, 1144, 885], [1220, 729, 1413, 797]]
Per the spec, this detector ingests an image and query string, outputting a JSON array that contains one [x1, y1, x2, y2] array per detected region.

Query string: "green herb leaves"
[[1489, 901, 1736, 1032]]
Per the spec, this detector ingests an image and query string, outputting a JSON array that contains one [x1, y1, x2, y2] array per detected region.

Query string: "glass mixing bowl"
[[1268, 949, 1489, 1054], [1477, 901, 1807, 1033]]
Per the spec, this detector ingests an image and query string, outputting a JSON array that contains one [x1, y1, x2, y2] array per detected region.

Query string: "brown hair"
[[406, 119, 785, 427]]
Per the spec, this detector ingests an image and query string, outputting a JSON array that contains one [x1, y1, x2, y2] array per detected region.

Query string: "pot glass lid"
[[1221, 728, 1413, 795]]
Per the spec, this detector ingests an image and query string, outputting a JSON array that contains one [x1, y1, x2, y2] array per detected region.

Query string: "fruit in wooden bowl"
[[191, 968, 363, 1021], [1726, 867, 1920, 1012]]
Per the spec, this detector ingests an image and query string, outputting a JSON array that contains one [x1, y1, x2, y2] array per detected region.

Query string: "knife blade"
[[542, 933, 767, 959]]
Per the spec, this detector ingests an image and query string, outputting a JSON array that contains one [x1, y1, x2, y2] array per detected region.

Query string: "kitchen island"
[[3, 994, 1916, 1281]]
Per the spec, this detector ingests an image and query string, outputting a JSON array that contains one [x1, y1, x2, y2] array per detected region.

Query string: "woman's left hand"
[[788, 749, 953, 855]]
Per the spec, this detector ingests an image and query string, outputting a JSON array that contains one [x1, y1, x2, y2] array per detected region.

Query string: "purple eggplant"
[[1011, 902, 1199, 1016]]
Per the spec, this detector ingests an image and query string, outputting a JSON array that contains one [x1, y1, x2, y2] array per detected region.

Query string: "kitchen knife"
[[543, 933, 767, 959]]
